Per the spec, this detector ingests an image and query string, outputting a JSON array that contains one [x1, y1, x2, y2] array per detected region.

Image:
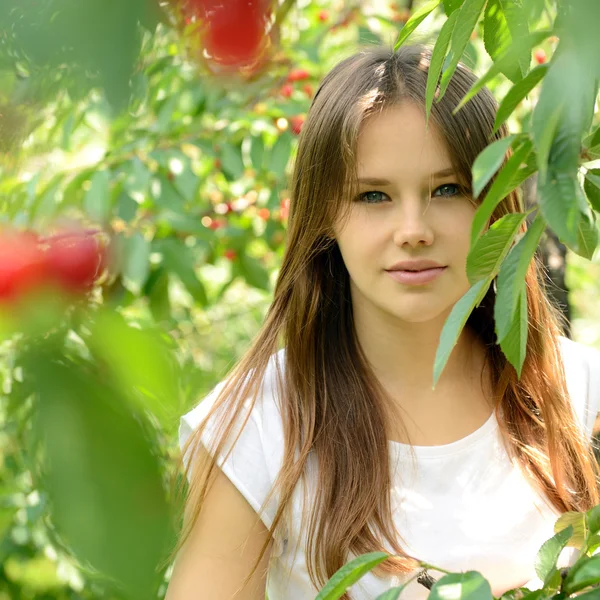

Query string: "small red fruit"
[[198, 1, 270, 68], [287, 68, 310, 82], [45, 230, 105, 295], [302, 84, 313, 98], [257, 208, 270, 220], [0, 231, 47, 303], [290, 115, 305, 135], [209, 219, 226, 230], [318, 10, 329, 22], [534, 49, 547, 65], [224, 249, 237, 261], [280, 83, 293, 98]]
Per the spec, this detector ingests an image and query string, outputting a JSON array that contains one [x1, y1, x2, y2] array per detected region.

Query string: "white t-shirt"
[[179, 337, 600, 599]]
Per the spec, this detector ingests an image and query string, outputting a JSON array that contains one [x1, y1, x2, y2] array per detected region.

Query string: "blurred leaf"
[[220, 143, 245, 180], [156, 239, 208, 306], [268, 132, 293, 179], [395, 0, 442, 49], [237, 254, 270, 291], [534, 525, 573, 582], [493, 64, 548, 134], [144, 266, 172, 324], [88, 310, 180, 425], [439, 0, 487, 100], [123, 232, 151, 289], [467, 212, 526, 284], [83, 170, 112, 224], [314, 552, 388, 600], [434, 279, 490, 387], [30, 352, 173, 598], [573, 211, 598, 260], [250, 134, 265, 173]]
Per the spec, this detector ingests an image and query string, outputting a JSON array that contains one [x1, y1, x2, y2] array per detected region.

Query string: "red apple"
[[0, 230, 48, 303], [45, 230, 105, 295]]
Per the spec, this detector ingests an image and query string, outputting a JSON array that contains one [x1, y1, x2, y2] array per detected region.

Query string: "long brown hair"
[[173, 43, 600, 597]]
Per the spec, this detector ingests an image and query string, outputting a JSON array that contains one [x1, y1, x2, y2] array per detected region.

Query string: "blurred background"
[[0, 0, 598, 598]]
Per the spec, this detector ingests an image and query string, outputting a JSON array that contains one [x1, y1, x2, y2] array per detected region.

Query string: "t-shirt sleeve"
[[178, 350, 287, 556], [560, 337, 600, 440]]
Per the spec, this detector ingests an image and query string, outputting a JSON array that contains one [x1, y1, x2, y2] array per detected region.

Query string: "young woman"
[[166, 43, 600, 600]]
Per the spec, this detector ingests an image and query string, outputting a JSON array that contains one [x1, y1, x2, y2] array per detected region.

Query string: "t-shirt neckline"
[[388, 410, 499, 459]]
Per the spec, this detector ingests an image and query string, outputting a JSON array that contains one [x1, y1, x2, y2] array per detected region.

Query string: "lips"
[[385, 264, 447, 285]]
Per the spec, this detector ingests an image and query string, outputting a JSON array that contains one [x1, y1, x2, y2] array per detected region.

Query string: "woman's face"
[[333, 102, 477, 326]]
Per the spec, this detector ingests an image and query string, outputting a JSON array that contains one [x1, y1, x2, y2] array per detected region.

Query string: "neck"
[[352, 301, 489, 407]]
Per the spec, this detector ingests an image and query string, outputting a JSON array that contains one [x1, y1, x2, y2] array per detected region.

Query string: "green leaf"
[[429, 571, 493, 600], [493, 64, 549, 134], [315, 552, 389, 600], [220, 143, 245, 180], [439, 0, 487, 101], [471, 138, 534, 245], [572, 211, 598, 260], [30, 352, 172, 598], [144, 267, 171, 324], [467, 212, 527, 284], [498, 281, 528, 377], [534, 525, 573, 582], [84, 170, 112, 224], [494, 213, 545, 342], [584, 169, 600, 213], [554, 512, 587, 549], [434, 279, 490, 387], [123, 232, 150, 289], [443, 0, 463, 16], [537, 169, 581, 247], [250, 134, 265, 172], [587, 504, 600, 536], [426, 10, 459, 122], [394, 0, 442, 49], [531, 101, 563, 183], [483, 0, 530, 83], [564, 555, 600, 594], [237, 254, 271, 291], [375, 587, 403, 600], [88, 310, 180, 425], [472, 135, 518, 199], [454, 30, 553, 112], [157, 239, 208, 306], [268, 132, 293, 179]]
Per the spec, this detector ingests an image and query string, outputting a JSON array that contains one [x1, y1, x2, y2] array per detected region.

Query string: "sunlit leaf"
[[429, 571, 493, 600], [394, 0, 442, 49], [472, 135, 518, 199], [534, 525, 573, 582]]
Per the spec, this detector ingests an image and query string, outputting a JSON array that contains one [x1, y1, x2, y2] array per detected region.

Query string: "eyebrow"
[[357, 168, 456, 185]]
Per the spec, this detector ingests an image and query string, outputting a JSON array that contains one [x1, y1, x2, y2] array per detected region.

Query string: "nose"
[[391, 196, 435, 249]]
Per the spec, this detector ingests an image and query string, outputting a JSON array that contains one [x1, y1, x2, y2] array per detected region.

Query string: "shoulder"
[[179, 347, 287, 466], [558, 336, 600, 439]]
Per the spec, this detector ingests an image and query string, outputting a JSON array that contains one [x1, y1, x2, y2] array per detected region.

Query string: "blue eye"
[[357, 191, 387, 204], [433, 183, 461, 197], [356, 184, 463, 204]]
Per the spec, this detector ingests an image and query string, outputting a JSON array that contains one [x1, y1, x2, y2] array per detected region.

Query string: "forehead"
[[355, 103, 452, 177]]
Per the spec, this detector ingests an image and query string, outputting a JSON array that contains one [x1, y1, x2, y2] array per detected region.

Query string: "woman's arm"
[[166, 449, 273, 600]]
